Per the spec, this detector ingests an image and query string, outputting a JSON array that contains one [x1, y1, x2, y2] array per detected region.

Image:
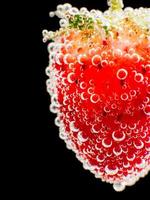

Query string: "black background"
[[31, 0, 150, 198]]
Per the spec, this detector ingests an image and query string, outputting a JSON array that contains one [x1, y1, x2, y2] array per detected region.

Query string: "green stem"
[[107, 0, 124, 11]]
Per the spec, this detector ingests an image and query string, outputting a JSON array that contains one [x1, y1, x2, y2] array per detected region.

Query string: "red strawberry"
[[43, 0, 150, 191]]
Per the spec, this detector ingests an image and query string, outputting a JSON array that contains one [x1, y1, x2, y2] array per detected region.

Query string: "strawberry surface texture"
[[43, 0, 150, 191]]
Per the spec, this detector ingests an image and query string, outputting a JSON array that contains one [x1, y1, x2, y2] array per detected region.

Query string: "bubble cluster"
[[44, 1, 150, 192]]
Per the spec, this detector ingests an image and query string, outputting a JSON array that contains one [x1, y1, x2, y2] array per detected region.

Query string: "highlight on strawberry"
[[43, 0, 150, 191]]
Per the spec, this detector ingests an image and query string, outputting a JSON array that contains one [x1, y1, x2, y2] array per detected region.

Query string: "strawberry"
[[43, 0, 150, 191]]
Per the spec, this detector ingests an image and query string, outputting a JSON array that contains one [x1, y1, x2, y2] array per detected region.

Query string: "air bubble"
[[129, 90, 136, 97], [136, 158, 146, 169], [63, 3, 72, 11], [67, 72, 76, 83], [143, 97, 149, 104], [88, 87, 94, 94], [146, 85, 150, 94], [134, 73, 144, 83], [77, 131, 88, 143], [113, 146, 122, 156], [128, 123, 136, 130], [89, 48, 97, 56], [146, 146, 150, 151], [120, 123, 127, 129], [89, 79, 94, 86], [112, 131, 125, 142], [65, 43, 73, 52], [133, 139, 144, 149], [59, 131, 68, 140], [113, 183, 126, 192], [105, 165, 118, 175], [114, 49, 123, 57], [49, 11, 55, 17], [50, 103, 59, 113], [125, 175, 137, 186], [66, 140, 76, 150], [128, 48, 135, 54], [45, 68, 50, 76], [95, 143, 101, 151], [91, 124, 101, 133], [55, 53, 63, 65], [69, 7, 79, 15], [101, 60, 108, 67], [111, 103, 117, 109], [139, 103, 144, 110], [96, 154, 105, 162], [62, 77, 67, 86], [92, 55, 101, 66], [121, 93, 128, 101], [51, 94, 59, 104], [49, 52, 55, 61], [109, 61, 115, 67], [143, 105, 150, 116], [127, 153, 135, 161], [102, 138, 112, 148], [78, 54, 87, 64], [81, 92, 88, 100], [116, 69, 128, 80], [57, 4, 64, 11], [70, 121, 79, 132], [64, 53, 75, 64], [80, 81, 87, 89], [90, 94, 100, 103], [54, 116, 61, 127], [46, 79, 51, 86], [123, 161, 130, 168], [104, 106, 110, 113], [42, 29, 48, 36], [100, 127, 106, 134], [47, 43, 55, 53], [131, 53, 140, 63], [79, 72, 83, 79], [80, 7, 88, 13]]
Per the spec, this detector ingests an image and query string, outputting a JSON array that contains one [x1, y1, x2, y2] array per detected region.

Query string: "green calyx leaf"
[[107, 0, 124, 11], [69, 14, 94, 30], [103, 26, 109, 35]]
